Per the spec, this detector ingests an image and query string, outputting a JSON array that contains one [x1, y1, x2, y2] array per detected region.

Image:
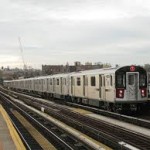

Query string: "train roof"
[[4, 65, 146, 82], [71, 65, 146, 76], [69, 67, 118, 76]]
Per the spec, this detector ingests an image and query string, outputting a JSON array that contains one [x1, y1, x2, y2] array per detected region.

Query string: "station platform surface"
[[0, 105, 25, 150]]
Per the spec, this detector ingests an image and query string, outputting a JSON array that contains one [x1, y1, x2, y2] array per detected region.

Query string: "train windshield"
[[139, 74, 147, 87], [116, 74, 126, 88]]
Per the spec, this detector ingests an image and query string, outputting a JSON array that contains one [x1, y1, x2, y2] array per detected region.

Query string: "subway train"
[[3, 65, 148, 111]]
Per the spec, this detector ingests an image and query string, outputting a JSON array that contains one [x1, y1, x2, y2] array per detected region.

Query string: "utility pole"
[[18, 37, 26, 70]]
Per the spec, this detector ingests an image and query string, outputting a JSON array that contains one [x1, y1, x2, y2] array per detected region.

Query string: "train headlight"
[[120, 90, 123, 94], [140, 88, 147, 97], [116, 89, 124, 98]]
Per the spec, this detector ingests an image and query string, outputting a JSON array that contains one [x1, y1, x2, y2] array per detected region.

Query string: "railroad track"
[[0, 94, 43, 150], [3, 87, 150, 129], [66, 102, 150, 129], [31, 100, 150, 150], [0, 93, 96, 150], [1, 87, 150, 149]]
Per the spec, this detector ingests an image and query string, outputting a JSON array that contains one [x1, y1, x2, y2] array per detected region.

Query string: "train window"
[[50, 79, 52, 85], [57, 79, 59, 85], [139, 74, 146, 87], [91, 76, 96, 86], [99, 75, 102, 86], [128, 75, 134, 85], [77, 77, 81, 86], [116, 74, 125, 88], [110, 75, 113, 86], [104, 77, 105, 86]]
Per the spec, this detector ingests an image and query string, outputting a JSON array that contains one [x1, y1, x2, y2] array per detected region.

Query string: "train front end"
[[115, 66, 147, 110]]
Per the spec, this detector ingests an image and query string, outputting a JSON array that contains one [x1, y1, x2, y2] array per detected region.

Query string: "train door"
[[33, 80, 35, 91], [60, 77, 63, 94], [71, 77, 73, 95], [47, 78, 49, 92], [83, 75, 88, 97], [105, 75, 114, 101], [99, 75, 102, 99], [53, 78, 55, 92], [126, 72, 138, 100], [41, 79, 43, 92], [99, 75, 106, 101]]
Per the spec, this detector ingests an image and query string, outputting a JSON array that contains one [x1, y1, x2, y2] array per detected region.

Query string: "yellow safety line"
[[0, 105, 26, 150]]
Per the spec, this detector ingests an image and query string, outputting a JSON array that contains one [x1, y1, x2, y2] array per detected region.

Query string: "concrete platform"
[[0, 105, 25, 150]]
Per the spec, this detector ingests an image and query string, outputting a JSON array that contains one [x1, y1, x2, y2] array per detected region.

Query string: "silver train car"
[[4, 65, 148, 111]]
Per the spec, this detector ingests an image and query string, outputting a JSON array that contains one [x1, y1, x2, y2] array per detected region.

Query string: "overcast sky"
[[0, 0, 150, 69]]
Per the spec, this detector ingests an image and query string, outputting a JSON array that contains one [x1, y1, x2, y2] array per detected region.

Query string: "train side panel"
[[52, 75, 69, 98]]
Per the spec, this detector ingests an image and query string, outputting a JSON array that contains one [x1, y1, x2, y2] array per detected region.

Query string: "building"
[[42, 61, 104, 75], [42, 65, 65, 75]]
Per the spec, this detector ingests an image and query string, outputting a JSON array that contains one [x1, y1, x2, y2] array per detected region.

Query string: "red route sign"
[[130, 65, 135, 71]]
